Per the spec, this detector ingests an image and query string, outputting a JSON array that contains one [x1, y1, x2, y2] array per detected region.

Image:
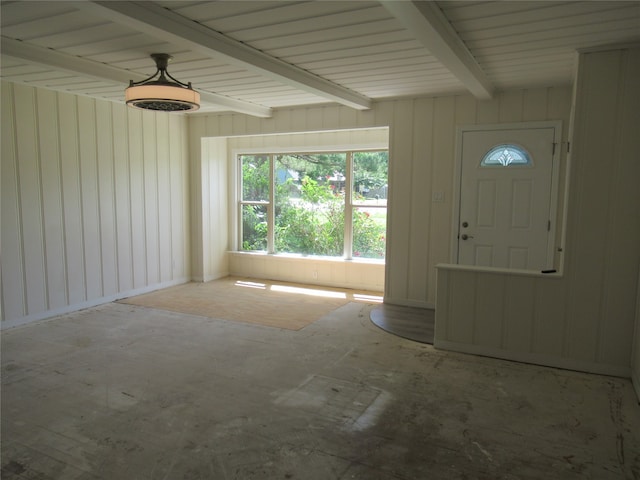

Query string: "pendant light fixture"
[[125, 53, 200, 112]]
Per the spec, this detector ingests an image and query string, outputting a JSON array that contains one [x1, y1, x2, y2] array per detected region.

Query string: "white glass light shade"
[[125, 84, 200, 112]]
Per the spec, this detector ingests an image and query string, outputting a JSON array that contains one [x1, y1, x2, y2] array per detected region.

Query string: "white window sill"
[[228, 250, 385, 265]]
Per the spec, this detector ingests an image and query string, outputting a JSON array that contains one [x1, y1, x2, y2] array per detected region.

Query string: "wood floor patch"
[[119, 276, 380, 331]]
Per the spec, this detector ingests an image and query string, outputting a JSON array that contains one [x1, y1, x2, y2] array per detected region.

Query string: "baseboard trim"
[[1, 277, 190, 330], [433, 339, 631, 378], [197, 271, 230, 283]]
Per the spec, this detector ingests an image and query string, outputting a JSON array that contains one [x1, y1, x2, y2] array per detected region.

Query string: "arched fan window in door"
[[480, 144, 532, 167]]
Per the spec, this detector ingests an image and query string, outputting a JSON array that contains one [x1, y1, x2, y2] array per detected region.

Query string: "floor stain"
[[1, 460, 26, 475]]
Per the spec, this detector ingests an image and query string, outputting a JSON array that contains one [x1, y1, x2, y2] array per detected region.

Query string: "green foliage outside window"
[[241, 152, 387, 258], [353, 208, 386, 258], [242, 204, 267, 251], [275, 176, 345, 256]]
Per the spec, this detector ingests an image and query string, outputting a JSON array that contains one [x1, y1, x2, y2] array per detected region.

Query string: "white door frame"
[[450, 120, 562, 269]]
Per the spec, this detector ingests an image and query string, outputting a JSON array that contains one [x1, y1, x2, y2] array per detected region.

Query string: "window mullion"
[[237, 155, 242, 250], [268, 154, 275, 254], [344, 151, 353, 260]]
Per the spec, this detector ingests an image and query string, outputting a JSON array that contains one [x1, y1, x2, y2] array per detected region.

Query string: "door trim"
[[451, 121, 563, 269]]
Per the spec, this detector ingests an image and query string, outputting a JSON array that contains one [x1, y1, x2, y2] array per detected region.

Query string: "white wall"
[[1, 82, 191, 328], [435, 47, 640, 376], [190, 137, 229, 282], [188, 87, 571, 305], [228, 252, 385, 292], [1, 82, 572, 327]]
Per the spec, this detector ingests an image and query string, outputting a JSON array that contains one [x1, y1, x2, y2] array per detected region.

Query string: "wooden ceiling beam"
[[1, 37, 273, 117], [380, 0, 493, 99], [81, 1, 372, 110]]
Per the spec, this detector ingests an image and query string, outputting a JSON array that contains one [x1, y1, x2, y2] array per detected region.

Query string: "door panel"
[[477, 180, 496, 227], [458, 126, 556, 270], [511, 179, 533, 228], [475, 245, 493, 266]]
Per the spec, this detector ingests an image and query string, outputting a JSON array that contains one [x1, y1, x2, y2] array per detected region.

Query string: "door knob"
[[461, 234, 474, 240]]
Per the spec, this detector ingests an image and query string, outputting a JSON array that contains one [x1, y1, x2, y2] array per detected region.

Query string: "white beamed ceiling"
[[1, 0, 639, 115]]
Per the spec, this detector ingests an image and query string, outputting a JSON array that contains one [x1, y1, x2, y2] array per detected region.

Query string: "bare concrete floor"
[[2, 300, 639, 479]]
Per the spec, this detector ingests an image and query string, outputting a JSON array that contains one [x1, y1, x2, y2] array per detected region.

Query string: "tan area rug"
[[118, 276, 383, 331]]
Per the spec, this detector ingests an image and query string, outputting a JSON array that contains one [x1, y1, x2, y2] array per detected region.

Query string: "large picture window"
[[240, 151, 388, 260]]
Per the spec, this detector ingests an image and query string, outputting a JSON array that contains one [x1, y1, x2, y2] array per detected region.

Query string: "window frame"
[[237, 148, 388, 261]]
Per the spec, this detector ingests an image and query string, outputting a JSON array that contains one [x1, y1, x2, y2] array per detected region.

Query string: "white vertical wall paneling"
[[473, 273, 505, 349], [156, 114, 173, 284], [227, 252, 384, 292], [594, 48, 640, 368], [275, 108, 293, 132], [200, 139, 211, 279], [289, 109, 307, 132], [339, 105, 358, 128], [182, 119, 190, 278], [128, 110, 147, 289], [142, 111, 160, 286], [58, 92, 86, 305], [435, 47, 640, 376], [428, 96, 456, 305], [422, 99, 443, 303], [299, 106, 321, 132], [565, 52, 618, 364], [372, 101, 393, 129], [498, 91, 524, 123], [503, 276, 536, 352], [200, 137, 229, 282], [77, 96, 102, 300], [231, 114, 248, 135], [174, 117, 191, 283], [113, 101, 134, 293], [322, 106, 340, 129], [476, 97, 500, 124], [208, 138, 229, 280], [16, 84, 47, 314], [592, 51, 626, 366], [407, 98, 433, 303], [547, 87, 572, 131], [449, 96, 477, 268], [244, 114, 263, 136], [189, 117, 206, 281], [449, 270, 476, 344], [385, 100, 412, 302], [532, 278, 566, 356], [169, 115, 187, 279], [1, 83, 25, 319], [209, 139, 222, 279], [434, 268, 451, 340], [191, 87, 571, 306], [1, 82, 191, 327], [36, 89, 66, 311], [522, 88, 549, 121], [454, 95, 477, 126], [96, 100, 118, 297]]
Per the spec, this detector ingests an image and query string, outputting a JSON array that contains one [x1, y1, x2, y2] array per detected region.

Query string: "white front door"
[[457, 123, 559, 270]]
